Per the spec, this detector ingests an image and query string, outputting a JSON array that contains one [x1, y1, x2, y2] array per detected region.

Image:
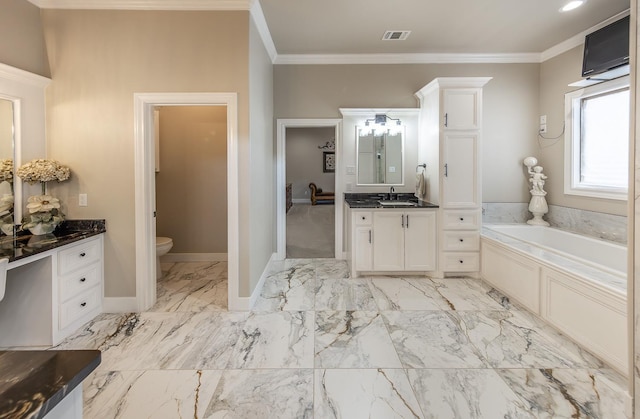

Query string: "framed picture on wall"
[[323, 152, 335, 173]]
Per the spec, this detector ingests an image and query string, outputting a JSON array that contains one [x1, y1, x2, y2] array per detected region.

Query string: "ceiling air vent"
[[382, 31, 411, 41]]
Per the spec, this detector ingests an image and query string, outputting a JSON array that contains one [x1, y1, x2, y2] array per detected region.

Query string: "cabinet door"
[[354, 227, 373, 271], [373, 211, 405, 271], [442, 132, 478, 208], [443, 88, 480, 130], [404, 211, 437, 271]]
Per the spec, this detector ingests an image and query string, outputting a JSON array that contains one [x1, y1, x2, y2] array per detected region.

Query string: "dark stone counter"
[[0, 220, 106, 263], [0, 350, 101, 418], [345, 193, 439, 209]]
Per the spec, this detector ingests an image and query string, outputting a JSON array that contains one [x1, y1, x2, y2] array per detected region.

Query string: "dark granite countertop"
[[0, 220, 106, 263], [345, 193, 439, 209], [0, 349, 101, 419]]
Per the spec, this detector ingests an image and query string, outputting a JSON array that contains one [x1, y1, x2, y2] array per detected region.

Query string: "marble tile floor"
[[53, 259, 629, 418]]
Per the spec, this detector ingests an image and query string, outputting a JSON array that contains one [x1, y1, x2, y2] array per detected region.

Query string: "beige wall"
[[0, 0, 49, 77], [539, 46, 628, 216], [248, 18, 275, 294], [41, 10, 251, 298], [156, 106, 227, 254], [274, 63, 540, 204], [286, 127, 335, 200]]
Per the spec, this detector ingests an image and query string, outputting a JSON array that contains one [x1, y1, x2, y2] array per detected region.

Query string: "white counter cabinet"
[[0, 234, 104, 347]]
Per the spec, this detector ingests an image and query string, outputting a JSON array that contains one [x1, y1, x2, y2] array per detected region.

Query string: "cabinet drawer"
[[442, 252, 480, 272], [442, 210, 480, 230], [354, 212, 372, 226], [59, 264, 101, 302], [442, 231, 480, 251], [58, 237, 101, 275], [59, 285, 101, 330]]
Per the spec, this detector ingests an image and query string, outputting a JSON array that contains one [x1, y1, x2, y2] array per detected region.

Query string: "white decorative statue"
[[523, 157, 550, 226]]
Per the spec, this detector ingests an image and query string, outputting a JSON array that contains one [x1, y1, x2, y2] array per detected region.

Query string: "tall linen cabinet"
[[415, 77, 491, 276]]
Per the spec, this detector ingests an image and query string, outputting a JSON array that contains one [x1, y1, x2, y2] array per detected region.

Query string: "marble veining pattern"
[[47, 259, 628, 418], [482, 203, 627, 245]]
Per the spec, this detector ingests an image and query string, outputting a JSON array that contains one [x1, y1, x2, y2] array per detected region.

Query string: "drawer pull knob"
[[362, 216, 366, 220], [459, 239, 464, 242], [80, 302, 87, 307], [459, 260, 464, 264], [80, 277, 86, 282], [80, 252, 86, 257], [459, 217, 464, 221]]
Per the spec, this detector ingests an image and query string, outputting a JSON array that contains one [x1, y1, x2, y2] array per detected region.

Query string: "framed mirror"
[[356, 125, 404, 185], [0, 98, 14, 234]]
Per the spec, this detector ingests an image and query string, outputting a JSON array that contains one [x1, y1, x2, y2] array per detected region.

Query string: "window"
[[564, 76, 630, 200]]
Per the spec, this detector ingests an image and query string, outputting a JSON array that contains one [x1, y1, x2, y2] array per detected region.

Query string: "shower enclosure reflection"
[[0, 99, 14, 234]]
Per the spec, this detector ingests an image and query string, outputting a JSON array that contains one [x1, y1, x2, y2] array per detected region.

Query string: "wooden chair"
[[309, 182, 335, 205]]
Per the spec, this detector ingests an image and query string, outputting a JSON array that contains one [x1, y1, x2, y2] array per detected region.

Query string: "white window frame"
[[564, 76, 630, 201]]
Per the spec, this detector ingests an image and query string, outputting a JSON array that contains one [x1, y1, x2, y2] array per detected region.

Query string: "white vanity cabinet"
[[57, 237, 103, 334], [349, 208, 437, 277], [416, 77, 490, 275], [0, 234, 104, 348]]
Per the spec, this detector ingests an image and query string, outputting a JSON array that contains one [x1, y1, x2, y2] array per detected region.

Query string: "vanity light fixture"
[[364, 114, 402, 127], [560, 0, 585, 12]]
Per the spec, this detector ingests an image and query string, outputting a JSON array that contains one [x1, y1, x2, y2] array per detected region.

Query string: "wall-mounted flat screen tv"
[[582, 15, 629, 78]]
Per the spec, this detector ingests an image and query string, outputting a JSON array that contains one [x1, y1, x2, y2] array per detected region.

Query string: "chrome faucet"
[[389, 186, 395, 200]]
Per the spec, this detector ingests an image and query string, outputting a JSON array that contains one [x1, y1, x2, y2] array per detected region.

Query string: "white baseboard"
[[292, 198, 311, 204], [161, 253, 228, 262], [103, 297, 138, 313], [228, 253, 276, 311], [249, 252, 277, 309]]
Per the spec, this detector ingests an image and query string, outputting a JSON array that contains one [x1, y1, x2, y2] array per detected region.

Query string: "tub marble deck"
[[482, 226, 626, 295], [50, 259, 629, 418]]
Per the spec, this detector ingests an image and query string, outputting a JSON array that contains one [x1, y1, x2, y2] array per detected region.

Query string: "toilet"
[[156, 237, 173, 279]]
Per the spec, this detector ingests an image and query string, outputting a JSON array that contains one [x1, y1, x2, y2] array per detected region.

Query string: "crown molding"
[[540, 9, 630, 62], [275, 53, 541, 65], [250, 0, 277, 63], [28, 0, 254, 10], [0, 63, 51, 88]]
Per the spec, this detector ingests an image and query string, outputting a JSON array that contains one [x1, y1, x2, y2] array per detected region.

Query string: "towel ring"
[[416, 163, 426, 173]]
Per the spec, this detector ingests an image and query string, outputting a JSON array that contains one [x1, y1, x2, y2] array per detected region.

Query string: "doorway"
[[285, 127, 336, 258], [134, 93, 241, 311], [276, 119, 343, 260]]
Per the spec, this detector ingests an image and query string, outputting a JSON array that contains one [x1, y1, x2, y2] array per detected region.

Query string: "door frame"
[[276, 119, 343, 259], [133, 92, 239, 311]]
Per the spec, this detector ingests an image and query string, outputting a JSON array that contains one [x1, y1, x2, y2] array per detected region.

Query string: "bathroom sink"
[[378, 200, 417, 207]]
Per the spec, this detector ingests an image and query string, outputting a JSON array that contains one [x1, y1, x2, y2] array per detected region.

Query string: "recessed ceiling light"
[[560, 0, 585, 12]]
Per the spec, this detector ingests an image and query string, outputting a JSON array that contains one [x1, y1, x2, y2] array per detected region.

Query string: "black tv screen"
[[582, 15, 629, 77]]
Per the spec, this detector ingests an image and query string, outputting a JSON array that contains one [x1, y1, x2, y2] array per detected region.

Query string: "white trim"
[[250, 0, 277, 63], [276, 119, 343, 260], [248, 252, 277, 309], [161, 253, 228, 262], [275, 53, 541, 65], [29, 0, 253, 10], [564, 76, 630, 201], [0, 63, 51, 87], [103, 297, 138, 313], [134, 92, 239, 312], [339, 108, 421, 117]]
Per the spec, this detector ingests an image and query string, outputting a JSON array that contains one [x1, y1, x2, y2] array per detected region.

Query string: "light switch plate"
[[79, 194, 88, 207]]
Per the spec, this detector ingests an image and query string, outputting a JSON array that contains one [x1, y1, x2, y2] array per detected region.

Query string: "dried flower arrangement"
[[0, 159, 13, 182]]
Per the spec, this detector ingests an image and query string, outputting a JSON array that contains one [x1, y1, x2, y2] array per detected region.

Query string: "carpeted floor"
[[286, 203, 335, 258]]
